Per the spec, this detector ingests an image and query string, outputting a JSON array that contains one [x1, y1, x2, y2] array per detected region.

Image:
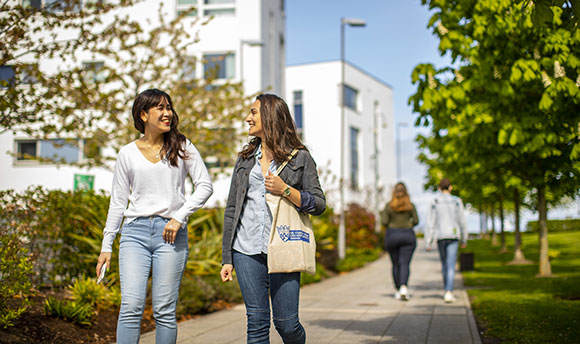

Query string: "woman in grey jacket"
[[220, 94, 325, 344]]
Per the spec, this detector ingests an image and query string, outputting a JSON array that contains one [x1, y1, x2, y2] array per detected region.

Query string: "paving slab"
[[139, 239, 481, 344]]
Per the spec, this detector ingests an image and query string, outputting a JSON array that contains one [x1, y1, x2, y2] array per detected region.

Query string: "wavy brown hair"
[[389, 182, 413, 212], [239, 94, 306, 163], [132, 89, 187, 167]]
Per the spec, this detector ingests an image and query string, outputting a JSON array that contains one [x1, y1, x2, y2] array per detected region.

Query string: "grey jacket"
[[425, 193, 468, 248], [221, 149, 326, 265]]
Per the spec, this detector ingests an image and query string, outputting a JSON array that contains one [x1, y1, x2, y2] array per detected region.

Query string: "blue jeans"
[[233, 250, 305, 344], [117, 216, 189, 344], [437, 239, 459, 291]]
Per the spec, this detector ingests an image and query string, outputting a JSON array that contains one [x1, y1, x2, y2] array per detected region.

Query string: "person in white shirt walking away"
[[95, 89, 213, 344], [425, 178, 468, 303]]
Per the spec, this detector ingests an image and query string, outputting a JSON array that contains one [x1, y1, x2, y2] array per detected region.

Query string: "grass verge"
[[460, 231, 580, 343]]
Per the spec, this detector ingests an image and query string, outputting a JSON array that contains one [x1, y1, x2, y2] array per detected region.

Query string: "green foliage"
[[44, 297, 94, 327], [335, 248, 383, 273], [1, 1, 250, 170], [345, 203, 379, 250], [176, 275, 242, 317], [460, 231, 580, 343], [0, 187, 114, 287], [0, 231, 34, 328], [186, 208, 224, 276], [300, 263, 330, 286], [527, 218, 580, 232], [68, 276, 108, 308]]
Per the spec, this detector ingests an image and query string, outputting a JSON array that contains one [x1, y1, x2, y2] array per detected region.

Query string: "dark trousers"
[[384, 228, 417, 289]]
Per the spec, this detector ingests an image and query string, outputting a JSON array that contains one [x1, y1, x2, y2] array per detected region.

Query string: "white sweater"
[[100, 140, 213, 252], [425, 192, 468, 249]]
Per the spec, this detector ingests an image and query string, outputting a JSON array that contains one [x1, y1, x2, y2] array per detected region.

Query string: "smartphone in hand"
[[97, 264, 107, 284]]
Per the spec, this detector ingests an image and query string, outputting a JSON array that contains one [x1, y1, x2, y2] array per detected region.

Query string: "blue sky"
[[285, 0, 580, 231], [285, 0, 453, 230]]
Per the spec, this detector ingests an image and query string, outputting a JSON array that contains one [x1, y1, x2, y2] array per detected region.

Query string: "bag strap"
[[273, 149, 299, 176]]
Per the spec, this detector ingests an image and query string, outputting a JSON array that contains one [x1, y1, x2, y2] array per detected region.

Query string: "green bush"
[[300, 263, 330, 286], [0, 231, 34, 328], [44, 297, 94, 326], [336, 247, 383, 273], [526, 218, 580, 232], [0, 187, 113, 287], [176, 274, 242, 317], [69, 276, 108, 308]]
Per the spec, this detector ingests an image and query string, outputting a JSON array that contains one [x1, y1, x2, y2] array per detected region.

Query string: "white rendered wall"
[[285, 61, 396, 209], [1, 0, 285, 205]]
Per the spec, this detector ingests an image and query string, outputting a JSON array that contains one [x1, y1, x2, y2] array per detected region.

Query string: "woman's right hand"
[[220, 264, 234, 283], [96, 252, 112, 279]]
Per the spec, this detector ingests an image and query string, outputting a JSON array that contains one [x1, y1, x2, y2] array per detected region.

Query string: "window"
[[350, 127, 359, 190], [15, 139, 81, 163], [16, 140, 37, 160], [204, 0, 234, 4], [22, 0, 41, 8], [176, 0, 198, 17], [343, 84, 358, 111], [203, 53, 235, 79], [82, 61, 106, 83], [0, 66, 15, 88], [1, 65, 38, 86], [44, 0, 81, 12], [204, 8, 235, 16], [293, 90, 303, 131]]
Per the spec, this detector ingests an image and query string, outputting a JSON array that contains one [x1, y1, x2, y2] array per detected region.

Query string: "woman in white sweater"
[[96, 89, 213, 344]]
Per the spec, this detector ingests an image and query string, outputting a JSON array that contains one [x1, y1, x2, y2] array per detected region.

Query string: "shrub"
[[336, 247, 383, 272], [69, 276, 108, 308], [44, 297, 94, 326], [345, 203, 379, 250], [0, 231, 34, 328], [176, 274, 242, 317], [526, 219, 580, 232]]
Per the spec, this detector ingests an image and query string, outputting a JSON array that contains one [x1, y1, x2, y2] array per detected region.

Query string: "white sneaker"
[[399, 285, 409, 301], [443, 291, 456, 303], [395, 291, 401, 300]]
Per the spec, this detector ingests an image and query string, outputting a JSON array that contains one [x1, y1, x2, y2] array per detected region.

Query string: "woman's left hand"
[[265, 171, 287, 195], [163, 218, 182, 244]]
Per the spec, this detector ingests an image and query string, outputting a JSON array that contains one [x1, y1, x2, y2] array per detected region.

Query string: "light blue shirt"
[[233, 145, 278, 255]]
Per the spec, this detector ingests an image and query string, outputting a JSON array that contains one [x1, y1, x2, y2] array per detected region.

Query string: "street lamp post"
[[339, 17, 366, 260], [396, 122, 408, 181], [239, 39, 264, 88]]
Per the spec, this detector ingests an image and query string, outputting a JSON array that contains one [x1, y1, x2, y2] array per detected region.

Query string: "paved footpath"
[[141, 240, 481, 343]]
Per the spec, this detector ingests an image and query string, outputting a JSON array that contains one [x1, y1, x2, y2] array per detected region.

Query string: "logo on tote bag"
[[277, 225, 310, 243]]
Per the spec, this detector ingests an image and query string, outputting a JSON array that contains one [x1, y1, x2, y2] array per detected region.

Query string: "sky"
[[285, 0, 456, 231], [284, 0, 580, 232]]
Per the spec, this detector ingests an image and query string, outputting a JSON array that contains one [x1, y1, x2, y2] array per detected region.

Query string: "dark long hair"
[[239, 94, 306, 163], [389, 182, 413, 212], [132, 89, 187, 167]]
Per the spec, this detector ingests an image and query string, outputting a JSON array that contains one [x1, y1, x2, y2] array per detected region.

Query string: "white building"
[[0, 0, 285, 205], [286, 61, 396, 210]]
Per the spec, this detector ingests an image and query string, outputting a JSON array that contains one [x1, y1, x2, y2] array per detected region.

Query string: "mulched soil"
[[0, 294, 154, 344]]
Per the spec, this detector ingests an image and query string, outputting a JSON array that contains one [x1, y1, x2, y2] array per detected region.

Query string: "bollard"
[[459, 252, 474, 271]]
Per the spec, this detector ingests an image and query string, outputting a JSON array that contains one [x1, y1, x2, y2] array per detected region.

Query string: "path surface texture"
[[140, 240, 481, 343]]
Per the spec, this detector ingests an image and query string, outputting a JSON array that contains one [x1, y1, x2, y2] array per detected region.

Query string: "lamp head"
[[342, 18, 366, 27]]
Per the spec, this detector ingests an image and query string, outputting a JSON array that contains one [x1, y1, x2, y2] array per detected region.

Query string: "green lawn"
[[461, 231, 580, 344]]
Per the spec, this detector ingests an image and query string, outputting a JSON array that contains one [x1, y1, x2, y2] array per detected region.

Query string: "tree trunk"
[[499, 197, 507, 252], [491, 205, 499, 246], [537, 185, 552, 277], [508, 188, 532, 265], [479, 204, 484, 237]]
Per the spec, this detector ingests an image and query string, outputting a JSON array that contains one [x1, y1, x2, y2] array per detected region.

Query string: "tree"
[[411, 0, 580, 276], [1, 0, 250, 170]]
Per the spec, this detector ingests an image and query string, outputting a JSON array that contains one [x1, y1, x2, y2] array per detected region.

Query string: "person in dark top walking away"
[[381, 182, 419, 301]]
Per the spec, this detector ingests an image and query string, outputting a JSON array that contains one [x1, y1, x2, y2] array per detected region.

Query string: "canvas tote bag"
[[266, 149, 316, 275]]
